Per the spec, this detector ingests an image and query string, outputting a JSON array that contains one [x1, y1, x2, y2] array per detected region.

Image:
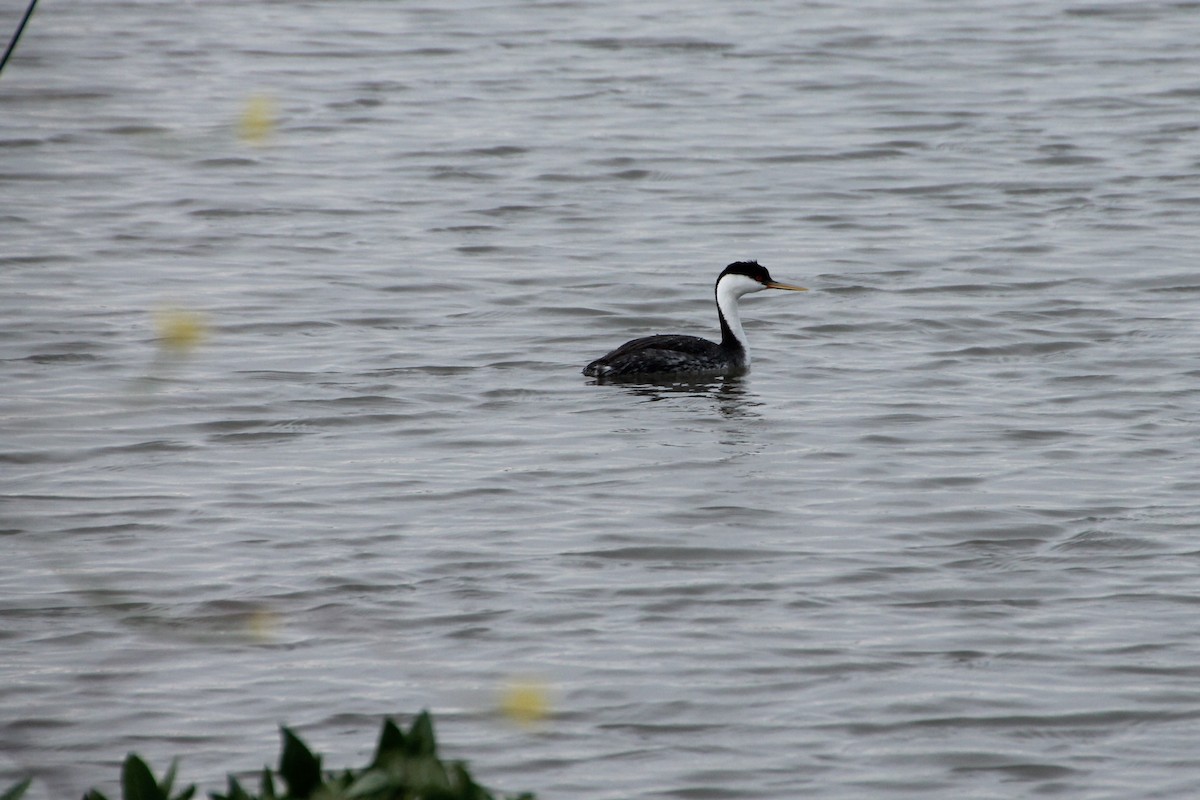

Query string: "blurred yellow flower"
[[245, 609, 282, 643], [238, 94, 277, 144], [498, 677, 551, 728], [155, 308, 207, 354]]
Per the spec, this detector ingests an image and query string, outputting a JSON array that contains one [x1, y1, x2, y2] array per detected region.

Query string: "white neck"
[[715, 273, 766, 359]]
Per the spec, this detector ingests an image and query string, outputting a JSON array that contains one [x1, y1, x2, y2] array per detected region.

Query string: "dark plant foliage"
[[1, 779, 31, 800], [2, 712, 532, 800]]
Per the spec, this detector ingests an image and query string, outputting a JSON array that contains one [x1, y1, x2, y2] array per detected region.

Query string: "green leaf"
[[259, 766, 277, 800], [0, 778, 31, 800], [278, 728, 322, 799], [343, 769, 392, 799], [406, 711, 437, 756], [122, 755, 167, 800], [159, 760, 177, 798], [370, 718, 405, 767], [82, 791, 110, 800], [446, 762, 494, 800], [402, 756, 450, 792], [323, 769, 355, 795], [214, 775, 239, 800]]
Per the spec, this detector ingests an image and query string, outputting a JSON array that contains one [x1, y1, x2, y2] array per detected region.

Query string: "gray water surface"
[[4, 1, 1200, 798]]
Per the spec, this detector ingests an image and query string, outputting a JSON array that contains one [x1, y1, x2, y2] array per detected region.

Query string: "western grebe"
[[583, 261, 806, 379]]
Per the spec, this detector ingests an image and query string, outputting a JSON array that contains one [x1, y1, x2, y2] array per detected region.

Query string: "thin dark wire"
[[0, 0, 40, 76]]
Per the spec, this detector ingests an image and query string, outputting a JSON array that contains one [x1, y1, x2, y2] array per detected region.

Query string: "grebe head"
[[713, 261, 807, 366], [717, 261, 808, 297]]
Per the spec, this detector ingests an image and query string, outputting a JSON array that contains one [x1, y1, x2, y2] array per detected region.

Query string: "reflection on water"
[[591, 374, 762, 419]]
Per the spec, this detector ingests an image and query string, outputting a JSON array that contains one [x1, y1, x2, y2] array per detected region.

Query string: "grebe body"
[[583, 261, 806, 379]]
